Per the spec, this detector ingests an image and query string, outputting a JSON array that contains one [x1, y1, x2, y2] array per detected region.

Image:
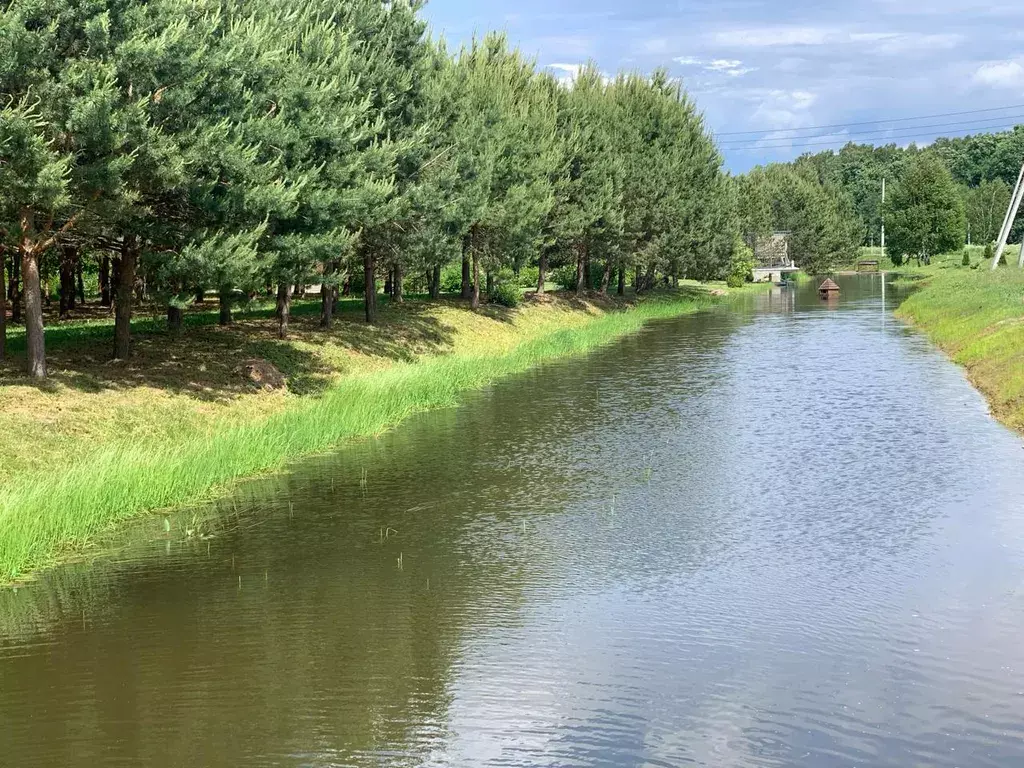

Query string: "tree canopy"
[[883, 154, 966, 265]]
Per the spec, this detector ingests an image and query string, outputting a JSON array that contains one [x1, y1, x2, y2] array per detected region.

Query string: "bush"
[[551, 264, 578, 291], [962, 248, 971, 267], [440, 264, 464, 293], [514, 265, 540, 289], [488, 281, 521, 307], [726, 240, 755, 288], [984, 242, 994, 263], [550, 263, 606, 292]]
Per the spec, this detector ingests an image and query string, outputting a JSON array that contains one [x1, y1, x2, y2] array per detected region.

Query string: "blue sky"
[[421, 0, 1024, 172]]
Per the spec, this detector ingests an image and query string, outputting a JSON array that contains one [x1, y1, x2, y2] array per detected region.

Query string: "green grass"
[[0, 289, 724, 583], [895, 255, 1024, 433]]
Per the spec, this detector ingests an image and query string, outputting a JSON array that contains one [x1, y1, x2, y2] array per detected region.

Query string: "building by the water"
[[751, 232, 800, 283]]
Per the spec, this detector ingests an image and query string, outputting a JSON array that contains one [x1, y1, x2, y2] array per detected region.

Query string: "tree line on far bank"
[[740, 126, 1024, 269], [0, 0, 742, 380]]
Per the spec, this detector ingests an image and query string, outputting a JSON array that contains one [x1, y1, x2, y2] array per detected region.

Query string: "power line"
[[718, 113, 1024, 147], [721, 122, 1024, 152], [713, 103, 1024, 137]]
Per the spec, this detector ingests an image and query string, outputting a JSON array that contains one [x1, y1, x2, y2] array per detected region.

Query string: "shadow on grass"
[[0, 295, 474, 401], [0, 287, 684, 400]]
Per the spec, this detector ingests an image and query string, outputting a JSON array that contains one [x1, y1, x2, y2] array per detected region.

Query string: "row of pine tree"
[[0, 0, 742, 379]]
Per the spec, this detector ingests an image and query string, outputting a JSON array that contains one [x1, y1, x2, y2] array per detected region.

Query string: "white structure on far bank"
[[751, 232, 799, 283]]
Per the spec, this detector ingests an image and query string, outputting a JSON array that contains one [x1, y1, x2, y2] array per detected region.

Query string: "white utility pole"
[[992, 162, 1024, 271]]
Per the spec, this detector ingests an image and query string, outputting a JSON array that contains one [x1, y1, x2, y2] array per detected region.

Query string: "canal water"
[[3, 276, 1024, 767]]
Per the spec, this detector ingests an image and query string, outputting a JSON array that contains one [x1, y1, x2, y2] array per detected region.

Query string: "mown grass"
[[895, 256, 1024, 433], [0, 288, 728, 582]]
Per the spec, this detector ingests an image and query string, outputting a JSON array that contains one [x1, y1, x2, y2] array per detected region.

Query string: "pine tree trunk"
[[617, 263, 626, 296], [383, 268, 393, 298], [320, 281, 333, 329], [429, 266, 440, 299], [638, 264, 656, 294], [583, 250, 592, 292], [320, 261, 335, 329], [600, 260, 611, 295], [537, 250, 548, 295], [276, 283, 292, 339], [99, 254, 112, 307], [364, 249, 377, 324], [394, 262, 404, 304], [485, 271, 494, 297], [167, 304, 183, 335], [0, 247, 6, 361], [471, 251, 481, 310], [575, 242, 586, 297], [460, 233, 472, 300], [19, 209, 45, 379], [193, 286, 204, 305], [114, 236, 139, 360], [218, 287, 233, 326], [66, 248, 77, 310], [76, 257, 85, 304]]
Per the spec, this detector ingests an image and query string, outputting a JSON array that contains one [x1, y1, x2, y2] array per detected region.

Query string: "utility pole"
[[967, 222, 971, 247], [991, 161, 1024, 270]]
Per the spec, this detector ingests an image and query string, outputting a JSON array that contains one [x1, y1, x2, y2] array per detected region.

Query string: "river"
[[2, 275, 1024, 767]]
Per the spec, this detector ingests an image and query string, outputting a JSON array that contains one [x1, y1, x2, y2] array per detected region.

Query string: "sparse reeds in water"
[[642, 452, 654, 483], [0, 291, 716, 583]]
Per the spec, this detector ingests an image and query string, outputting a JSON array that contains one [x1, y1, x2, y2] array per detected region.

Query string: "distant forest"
[[739, 126, 1024, 264]]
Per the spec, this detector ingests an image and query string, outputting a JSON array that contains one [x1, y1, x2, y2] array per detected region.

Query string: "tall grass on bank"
[[0, 293, 713, 582], [896, 265, 1024, 433]]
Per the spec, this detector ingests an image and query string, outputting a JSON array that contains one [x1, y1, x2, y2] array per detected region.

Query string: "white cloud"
[[740, 89, 819, 134], [674, 56, 757, 78], [973, 59, 1024, 88], [706, 59, 743, 71], [545, 62, 584, 83]]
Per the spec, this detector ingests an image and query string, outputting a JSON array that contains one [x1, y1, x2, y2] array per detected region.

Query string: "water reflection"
[[3, 276, 1024, 767]]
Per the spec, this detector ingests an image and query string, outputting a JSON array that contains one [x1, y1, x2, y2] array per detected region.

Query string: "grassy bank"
[[0, 287, 732, 582], [895, 256, 1024, 433]]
